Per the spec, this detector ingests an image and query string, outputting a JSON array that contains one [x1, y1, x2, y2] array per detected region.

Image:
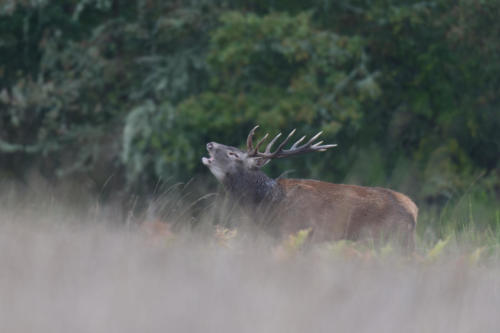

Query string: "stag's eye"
[[228, 152, 239, 159]]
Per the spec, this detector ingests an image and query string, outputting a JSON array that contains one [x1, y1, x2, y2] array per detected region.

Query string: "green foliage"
[[125, 11, 377, 185], [323, 0, 500, 200], [426, 235, 452, 262], [0, 0, 498, 226], [0, 0, 216, 184], [206, 11, 372, 130]]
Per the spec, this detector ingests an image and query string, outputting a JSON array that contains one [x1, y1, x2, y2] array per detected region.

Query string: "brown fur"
[[275, 179, 417, 249]]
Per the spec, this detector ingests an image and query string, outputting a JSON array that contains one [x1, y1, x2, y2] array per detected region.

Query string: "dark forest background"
[[1, 0, 499, 227]]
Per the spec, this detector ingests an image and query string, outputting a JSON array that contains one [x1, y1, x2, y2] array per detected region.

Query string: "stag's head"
[[202, 126, 337, 182]]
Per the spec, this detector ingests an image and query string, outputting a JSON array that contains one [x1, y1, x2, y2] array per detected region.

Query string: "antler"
[[246, 125, 337, 160]]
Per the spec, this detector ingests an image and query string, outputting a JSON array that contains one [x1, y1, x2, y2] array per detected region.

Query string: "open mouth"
[[201, 156, 213, 165], [202, 146, 214, 166]]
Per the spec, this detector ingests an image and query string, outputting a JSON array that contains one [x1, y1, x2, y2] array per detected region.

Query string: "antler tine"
[[291, 135, 306, 149], [254, 133, 269, 152], [314, 143, 338, 151], [272, 130, 336, 158], [273, 128, 296, 155], [264, 132, 282, 154], [283, 131, 323, 152], [258, 128, 296, 158], [313, 140, 324, 146], [306, 131, 323, 145], [261, 129, 296, 158], [246, 125, 260, 152], [250, 128, 336, 162]]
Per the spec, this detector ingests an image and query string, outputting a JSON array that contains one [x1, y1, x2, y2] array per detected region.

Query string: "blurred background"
[[0, 0, 499, 231]]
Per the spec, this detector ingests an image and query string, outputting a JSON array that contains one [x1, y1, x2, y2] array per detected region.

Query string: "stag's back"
[[276, 179, 418, 248]]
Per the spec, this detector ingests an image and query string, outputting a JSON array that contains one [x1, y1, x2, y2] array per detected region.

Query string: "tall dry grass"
[[0, 180, 499, 333]]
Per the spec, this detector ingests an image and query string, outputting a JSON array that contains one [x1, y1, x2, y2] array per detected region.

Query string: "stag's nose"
[[206, 142, 214, 151]]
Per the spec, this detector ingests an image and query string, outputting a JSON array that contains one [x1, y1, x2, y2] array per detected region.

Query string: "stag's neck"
[[223, 170, 283, 206]]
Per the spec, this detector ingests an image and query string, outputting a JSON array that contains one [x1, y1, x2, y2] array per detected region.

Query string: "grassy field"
[[0, 182, 499, 333]]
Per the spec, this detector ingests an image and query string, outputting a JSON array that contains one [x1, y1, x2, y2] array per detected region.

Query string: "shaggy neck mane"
[[223, 169, 283, 207]]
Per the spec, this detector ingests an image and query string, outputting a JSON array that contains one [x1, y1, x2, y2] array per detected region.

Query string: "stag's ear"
[[246, 156, 269, 170]]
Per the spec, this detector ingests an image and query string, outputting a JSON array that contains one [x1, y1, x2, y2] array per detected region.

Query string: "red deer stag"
[[202, 126, 418, 250]]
